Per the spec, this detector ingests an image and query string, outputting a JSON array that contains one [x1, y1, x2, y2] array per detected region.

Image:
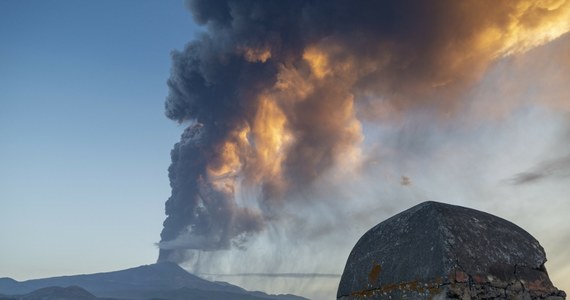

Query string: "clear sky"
[[0, 0, 197, 278]]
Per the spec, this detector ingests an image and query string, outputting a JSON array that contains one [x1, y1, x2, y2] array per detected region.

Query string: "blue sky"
[[0, 0, 198, 279]]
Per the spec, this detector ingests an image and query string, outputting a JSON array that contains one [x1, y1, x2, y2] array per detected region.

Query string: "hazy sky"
[[0, 0, 196, 278], [1, 2, 570, 300]]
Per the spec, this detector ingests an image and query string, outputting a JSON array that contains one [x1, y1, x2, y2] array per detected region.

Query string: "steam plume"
[[158, 0, 570, 262]]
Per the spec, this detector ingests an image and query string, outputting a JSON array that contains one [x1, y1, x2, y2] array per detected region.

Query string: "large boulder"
[[337, 201, 566, 299]]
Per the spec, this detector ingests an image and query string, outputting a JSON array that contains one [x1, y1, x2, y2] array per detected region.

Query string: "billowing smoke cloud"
[[158, 0, 570, 263]]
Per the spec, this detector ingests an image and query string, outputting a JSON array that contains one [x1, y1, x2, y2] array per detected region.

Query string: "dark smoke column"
[[157, 124, 208, 262], [157, 0, 570, 262], [154, 0, 301, 260], [156, 0, 310, 262], [156, 40, 276, 261]]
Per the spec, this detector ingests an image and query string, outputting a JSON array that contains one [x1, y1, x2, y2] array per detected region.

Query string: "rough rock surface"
[[337, 201, 566, 299]]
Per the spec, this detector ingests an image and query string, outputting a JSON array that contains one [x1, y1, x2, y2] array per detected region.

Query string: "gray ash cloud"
[[157, 0, 570, 262]]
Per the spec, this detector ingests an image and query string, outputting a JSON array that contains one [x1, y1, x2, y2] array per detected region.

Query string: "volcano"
[[0, 262, 306, 300]]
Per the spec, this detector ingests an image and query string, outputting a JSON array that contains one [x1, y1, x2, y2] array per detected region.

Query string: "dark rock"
[[337, 201, 566, 299]]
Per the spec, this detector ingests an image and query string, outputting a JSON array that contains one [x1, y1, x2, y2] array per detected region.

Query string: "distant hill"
[[0, 262, 307, 300], [21, 285, 96, 300]]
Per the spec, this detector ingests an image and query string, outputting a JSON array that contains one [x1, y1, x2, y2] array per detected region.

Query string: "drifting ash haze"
[[156, 0, 570, 299]]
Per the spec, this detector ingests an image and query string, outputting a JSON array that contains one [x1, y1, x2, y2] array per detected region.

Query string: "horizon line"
[[197, 272, 341, 278]]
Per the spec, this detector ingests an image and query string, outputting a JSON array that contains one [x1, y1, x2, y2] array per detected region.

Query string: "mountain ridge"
[[0, 262, 307, 300]]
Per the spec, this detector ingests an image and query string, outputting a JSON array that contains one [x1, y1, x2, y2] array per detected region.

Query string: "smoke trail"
[[158, 0, 570, 262]]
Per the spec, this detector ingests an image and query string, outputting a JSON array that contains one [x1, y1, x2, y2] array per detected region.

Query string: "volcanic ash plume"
[[157, 0, 570, 262]]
